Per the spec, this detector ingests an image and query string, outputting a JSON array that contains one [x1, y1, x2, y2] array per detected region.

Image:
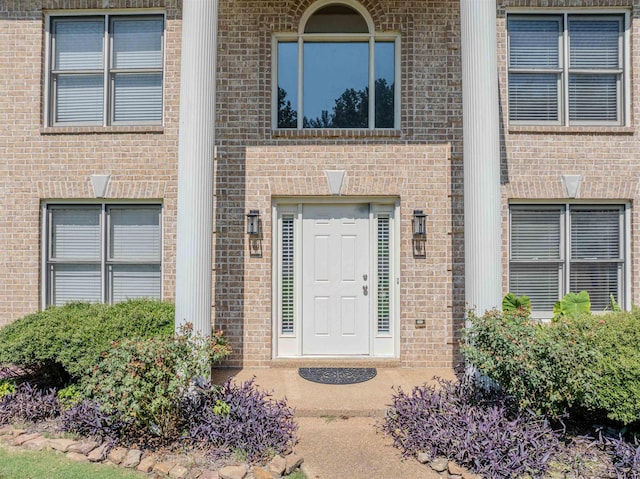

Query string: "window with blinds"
[[377, 215, 390, 334], [507, 13, 624, 125], [509, 205, 625, 317], [49, 15, 164, 126], [46, 204, 161, 306], [281, 215, 295, 335]]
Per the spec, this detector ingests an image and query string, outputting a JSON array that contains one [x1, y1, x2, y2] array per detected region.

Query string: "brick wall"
[[4, 0, 635, 369]]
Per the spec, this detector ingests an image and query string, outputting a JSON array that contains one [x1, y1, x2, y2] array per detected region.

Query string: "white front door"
[[301, 204, 370, 355]]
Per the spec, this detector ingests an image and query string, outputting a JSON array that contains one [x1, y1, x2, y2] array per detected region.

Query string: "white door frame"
[[272, 198, 400, 358]]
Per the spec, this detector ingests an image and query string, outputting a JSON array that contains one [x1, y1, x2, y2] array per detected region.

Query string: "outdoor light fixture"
[[412, 210, 427, 238], [246, 209, 261, 236]]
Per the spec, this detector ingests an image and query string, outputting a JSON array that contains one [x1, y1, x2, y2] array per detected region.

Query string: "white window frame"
[[41, 202, 163, 308], [272, 199, 400, 358], [506, 10, 630, 126], [272, 0, 401, 130], [508, 203, 629, 318], [44, 10, 166, 127]]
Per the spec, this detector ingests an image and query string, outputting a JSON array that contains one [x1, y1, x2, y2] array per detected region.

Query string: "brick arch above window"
[[287, 0, 387, 32]]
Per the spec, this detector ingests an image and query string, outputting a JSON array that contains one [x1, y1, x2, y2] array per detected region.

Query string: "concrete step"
[[211, 367, 456, 417]]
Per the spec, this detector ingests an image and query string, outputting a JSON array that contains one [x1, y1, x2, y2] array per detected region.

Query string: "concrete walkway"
[[212, 367, 455, 479]]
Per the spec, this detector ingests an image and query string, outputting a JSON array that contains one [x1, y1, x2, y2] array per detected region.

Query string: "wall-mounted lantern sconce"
[[412, 210, 427, 238], [412, 209, 427, 257], [246, 210, 262, 257], [246, 210, 261, 236]]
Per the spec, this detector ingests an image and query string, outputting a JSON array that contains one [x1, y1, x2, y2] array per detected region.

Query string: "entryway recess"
[[273, 201, 399, 358]]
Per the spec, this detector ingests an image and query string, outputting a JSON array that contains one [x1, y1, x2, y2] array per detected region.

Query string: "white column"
[[175, 0, 218, 336], [460, 0, 502, 315]]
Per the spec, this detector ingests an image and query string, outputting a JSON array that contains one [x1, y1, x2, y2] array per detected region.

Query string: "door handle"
[[363, 285, 369, 296]]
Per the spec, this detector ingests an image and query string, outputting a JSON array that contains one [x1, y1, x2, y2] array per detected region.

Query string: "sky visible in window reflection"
[[278, 41, 395, 128]]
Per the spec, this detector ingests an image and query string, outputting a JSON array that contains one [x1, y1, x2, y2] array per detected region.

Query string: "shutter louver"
[[571, 209, 620, 259], [570, 263, 618, 312], [508, 18, 560, 69], [109, 207, 161, 261], [113, 74, 163, 123], [510, 263, 560, 313], [569, 75, 618, 122], [53, 264, 102, 305], [508, 18, 560, 122], [510, 208, 562, 315], [570, 208, 621, 312], [112, 18, 163, 69], [54, 20, 104, 70], [509, 74, 559, 122], [51, 207, 101, 260], [281, 216, 294, 334], [55, 75, 104, 124], [111, 264, 161, 302], [569, 19, 620, 69], [511, 209, 561, 260], [377, 215, 390, 334]]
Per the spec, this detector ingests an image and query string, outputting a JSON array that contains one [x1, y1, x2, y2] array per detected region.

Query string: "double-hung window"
[[47, 14, 164, 126], [509, 205, 626, 317], [45, 204, 162, 306], [508, 13, 626, 125], [275, 2, 399, 129]]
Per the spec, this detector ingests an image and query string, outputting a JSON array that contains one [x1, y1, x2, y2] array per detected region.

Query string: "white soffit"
[[562, 175, 582, 198], [325, 170, 346, 195], [90, 174, 111, 198]]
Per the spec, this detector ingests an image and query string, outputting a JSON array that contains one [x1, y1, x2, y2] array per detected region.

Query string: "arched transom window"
[[275, 1, 399, 129]]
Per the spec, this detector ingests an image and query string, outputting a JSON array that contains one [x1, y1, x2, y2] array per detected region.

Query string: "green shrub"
[[502, 293, 531, 316], [0, 300, 174, 384], [464, 309, 640, 425], [82, 325, 231, 442], [578, 311, 640, 424], [57, 384, 83, 410], [0, 380, 15, 399], [463, 310, 597, 418]]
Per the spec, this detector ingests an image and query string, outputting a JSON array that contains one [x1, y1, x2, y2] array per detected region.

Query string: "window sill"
[[508, 125, 634, 135], [271, 128, 402, 138], [40, 125, 164, 135]]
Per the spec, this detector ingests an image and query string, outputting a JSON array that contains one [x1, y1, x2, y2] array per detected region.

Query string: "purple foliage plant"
[[599, 433, 640, 479], [380, 377, 561, 479], [59, 399, 125, 443], [183, 377, 298, 462], [0, 382, 60, 425]]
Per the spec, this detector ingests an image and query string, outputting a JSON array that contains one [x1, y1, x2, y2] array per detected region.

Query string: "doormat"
[[298, 367, 377, 385]]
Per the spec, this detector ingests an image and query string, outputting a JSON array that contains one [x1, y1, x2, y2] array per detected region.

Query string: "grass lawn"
[[0, 446, 147, 479]]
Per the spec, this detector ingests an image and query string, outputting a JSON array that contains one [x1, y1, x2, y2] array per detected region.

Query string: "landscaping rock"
[[449, 462, 466, 475], [48, 438, 77, 452], [170, 464, 190, 479], [252, 466, 274, 479], [10, 429, 26, 437], [284, 453, 304, 474], [137, 456, 157, 473], [68, 440, 99, 455], [87, 443, 109, 462], [66, 452, 90, 462], [107, 446, 128, 465], [430, 457, 449, 473], [219, 465, 247, 479], [122, 448, 143, 468], [197, 470, 220, 479], [154, 461, 177, 476], [461, 472, 482, 479], [12, 433, 42, 446], [268, 455, 286, 476], [187, 468, 204, 479], [0, 425, 14, 435], [23, 436, 49, 451], [416, 452, 430, 464]]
